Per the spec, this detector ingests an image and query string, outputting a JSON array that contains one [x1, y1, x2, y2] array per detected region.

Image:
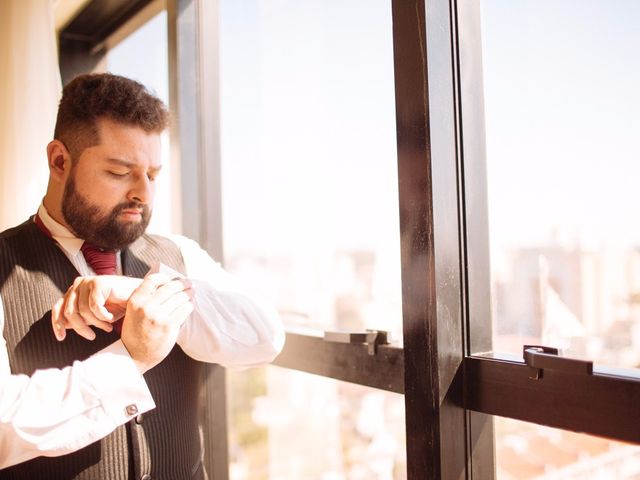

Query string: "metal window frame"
[[455, 0, 640, 465], [390, 0, 640, 477], [272, 332, 405, 394]]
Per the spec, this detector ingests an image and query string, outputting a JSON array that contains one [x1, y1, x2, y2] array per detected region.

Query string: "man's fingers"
[[76, 282, 114, 333], [62, 288, 97, 341], [151, 279, 192, 306], [66, 316, 97, 340], [132, 273, 173, 298], [83, 317, 113, 333], [125, 286, 192, 328], [86, 287, 115, 330], [81, 281, 114, 322], [105, 302, 127, 321], [51, 298, 67, 341]]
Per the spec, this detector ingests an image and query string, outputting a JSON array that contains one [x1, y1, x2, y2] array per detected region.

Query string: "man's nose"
[[128, 175, 153, 204]]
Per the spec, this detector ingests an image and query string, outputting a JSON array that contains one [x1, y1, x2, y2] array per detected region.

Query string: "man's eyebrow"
[[106, 158, 162, 172], [106, 158, 135, 167]]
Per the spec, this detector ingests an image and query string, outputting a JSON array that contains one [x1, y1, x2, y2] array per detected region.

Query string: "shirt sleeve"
[[167, 234, 285, 368], [0, 302, 155, 470]]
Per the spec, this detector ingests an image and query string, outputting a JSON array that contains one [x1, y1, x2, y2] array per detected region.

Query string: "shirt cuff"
[[81, 340, 156, 425]]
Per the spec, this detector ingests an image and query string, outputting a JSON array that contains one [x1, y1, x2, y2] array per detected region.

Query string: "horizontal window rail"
[[272, 331, 404, 394], [465, 354, 640, 443]]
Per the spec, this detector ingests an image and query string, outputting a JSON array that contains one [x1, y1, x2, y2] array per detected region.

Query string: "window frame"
[[455, 0, 640, 448], [392, 0, 640, 477]]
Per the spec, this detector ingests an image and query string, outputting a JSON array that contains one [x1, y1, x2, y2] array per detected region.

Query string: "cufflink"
[[125, 404, 139, 416]]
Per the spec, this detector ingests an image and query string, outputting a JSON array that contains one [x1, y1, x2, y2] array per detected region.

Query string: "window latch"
[[523, 345, 593, 379], [324, 329, 390, 355]]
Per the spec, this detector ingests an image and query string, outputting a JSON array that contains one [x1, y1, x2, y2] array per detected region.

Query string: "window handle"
[[324, 329, 390, 355], [523, 345, 593, 379]]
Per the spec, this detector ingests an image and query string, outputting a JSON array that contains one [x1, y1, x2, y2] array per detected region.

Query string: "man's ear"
[[47, 140, 72, 181]]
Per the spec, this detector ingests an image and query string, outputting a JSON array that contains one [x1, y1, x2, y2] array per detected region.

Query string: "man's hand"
[[51, 275, 143, 341], [120, 273, 194, 373]]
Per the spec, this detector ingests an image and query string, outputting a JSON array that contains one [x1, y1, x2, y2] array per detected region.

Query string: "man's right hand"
[[51, 275, 143, 341], [120, 273, 194, 373]]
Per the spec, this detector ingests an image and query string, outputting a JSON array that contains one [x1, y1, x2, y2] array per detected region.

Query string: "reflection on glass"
[[479, 1, 640, 367], [228, 367, 406, 480], [219, 0, 402, 340], [496, 417, 640, 479], [106, 11, 173, 235]]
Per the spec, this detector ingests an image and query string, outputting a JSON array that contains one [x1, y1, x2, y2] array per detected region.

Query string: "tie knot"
[[81, 243, 117, 275]]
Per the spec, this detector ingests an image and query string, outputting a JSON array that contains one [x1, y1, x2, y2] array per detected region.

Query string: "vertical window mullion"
[[392, 0, 468, 478]]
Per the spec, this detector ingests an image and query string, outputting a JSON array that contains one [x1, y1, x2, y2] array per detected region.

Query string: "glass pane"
[[106, 11, 174, 236], [496, 417, 640, 479], [228, 366, 407, 480], [471, 1, 640, 366], [218, 0, 402, 340]]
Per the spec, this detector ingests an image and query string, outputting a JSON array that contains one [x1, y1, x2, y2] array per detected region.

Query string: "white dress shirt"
[[0, 205, 284, 469]]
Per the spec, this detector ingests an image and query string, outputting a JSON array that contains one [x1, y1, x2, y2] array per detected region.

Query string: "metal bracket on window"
[[523, 345, 593, 380], [324, 330, 390, 355]]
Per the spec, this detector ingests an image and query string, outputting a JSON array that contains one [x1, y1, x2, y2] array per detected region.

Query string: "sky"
[[219, 0, 640, 254], [219, 0, 399, 257], [480, 0, 640, 249]]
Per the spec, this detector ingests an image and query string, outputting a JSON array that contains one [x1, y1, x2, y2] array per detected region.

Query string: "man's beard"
[[62, 174, 151, 250]]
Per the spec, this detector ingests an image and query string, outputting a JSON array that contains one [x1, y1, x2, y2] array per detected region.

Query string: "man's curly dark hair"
[[53, 73, 169, 158]]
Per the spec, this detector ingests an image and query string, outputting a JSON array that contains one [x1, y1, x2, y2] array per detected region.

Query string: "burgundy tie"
[[80, 243, 121, 333], [80, 243, 117, 275]]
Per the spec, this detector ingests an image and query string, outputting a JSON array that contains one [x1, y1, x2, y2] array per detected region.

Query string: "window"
[[106, 9, 174, 236], [228, 367, 406, 479], [218, 0, 402, 340], [458, 0, 640, 478], [495, 418, 640, 479], [218, 2, 405, 478], [478, 0, 640, 369]]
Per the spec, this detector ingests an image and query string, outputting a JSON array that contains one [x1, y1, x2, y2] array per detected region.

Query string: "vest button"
[[135, 414, 144, 424], [140, 475, 152, 480]]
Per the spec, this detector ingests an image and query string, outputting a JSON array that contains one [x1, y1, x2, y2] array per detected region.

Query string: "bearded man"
[[0, 73, 284, 479]]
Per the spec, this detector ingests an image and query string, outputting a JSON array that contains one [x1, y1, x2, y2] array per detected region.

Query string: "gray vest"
[[0, 219, 206, 480]]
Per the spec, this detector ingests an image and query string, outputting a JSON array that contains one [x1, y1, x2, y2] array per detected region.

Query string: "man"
[[0, 73, 284, 478]]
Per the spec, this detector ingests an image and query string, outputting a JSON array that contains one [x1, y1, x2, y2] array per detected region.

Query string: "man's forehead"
[[90, 118, 162, 166]]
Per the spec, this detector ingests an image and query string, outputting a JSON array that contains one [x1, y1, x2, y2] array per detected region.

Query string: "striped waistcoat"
[[0, 219, 206, 480]]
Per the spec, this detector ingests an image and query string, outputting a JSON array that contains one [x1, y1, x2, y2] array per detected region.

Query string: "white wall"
[[0, 0, 61, 230]]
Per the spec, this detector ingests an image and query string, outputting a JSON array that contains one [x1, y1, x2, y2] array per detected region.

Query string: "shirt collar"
[[36, 203, 85, 257]]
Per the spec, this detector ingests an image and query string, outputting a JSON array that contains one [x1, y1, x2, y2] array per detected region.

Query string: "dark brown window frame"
[[455, 0, 640, 449]]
